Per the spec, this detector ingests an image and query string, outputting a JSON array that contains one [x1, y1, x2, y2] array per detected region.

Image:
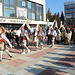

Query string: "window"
[[10, 10, 15, 17], [4, 0, 15, 18], [17, 0, 21, 7], [66, 13, 75, 16], [65, 4, 75, 8], [4, 0, 9, 3], [4, 9, 9, 17], [10, 0, 14, 5], [36, 4, 43, 21], [27, 1, 35, 20], [17, 0, 26, 8], [66, 8, 75, 12]]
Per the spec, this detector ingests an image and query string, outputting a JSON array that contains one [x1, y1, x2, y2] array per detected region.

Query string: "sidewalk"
[[0, 44, 75, 75]]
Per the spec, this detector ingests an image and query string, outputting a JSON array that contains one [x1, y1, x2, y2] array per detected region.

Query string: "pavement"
[[0, 43, 75, 75]]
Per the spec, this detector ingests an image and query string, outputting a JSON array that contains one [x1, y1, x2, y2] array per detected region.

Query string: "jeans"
[[11, 39, 14, 46]]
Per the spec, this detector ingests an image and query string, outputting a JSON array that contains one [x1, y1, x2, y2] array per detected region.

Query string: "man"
[[20, 26, 30, 54], [50, 27, 57, 48], [0, 26, 13, 64], [11, 29, 15, 47], [37, 27, 45, 49], [46, 26, 51, 45]]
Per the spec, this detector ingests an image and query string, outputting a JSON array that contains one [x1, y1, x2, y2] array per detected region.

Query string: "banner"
[[17, 7, 27, 19], [0, 3, 3, 16]]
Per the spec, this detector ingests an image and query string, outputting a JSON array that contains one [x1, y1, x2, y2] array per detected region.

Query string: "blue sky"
[[46, 0, 75, 15]]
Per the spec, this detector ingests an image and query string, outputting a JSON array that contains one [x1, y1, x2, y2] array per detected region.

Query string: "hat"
[[34, 28, 36, 30], [21, 26, 24, 29]]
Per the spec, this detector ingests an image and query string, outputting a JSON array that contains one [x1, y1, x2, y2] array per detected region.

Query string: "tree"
[[53, 13, 57, 20], [60, 11, 64, 24], [46, 8, 53, 22], [56, 12, 60, 28], [66, 15, 75, 25]]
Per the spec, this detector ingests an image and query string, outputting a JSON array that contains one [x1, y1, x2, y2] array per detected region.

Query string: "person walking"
[[0, 26, 13, 64], [46, 26, 51, 45], [50, 27, 57, 48], [20, 26, 30, 54]]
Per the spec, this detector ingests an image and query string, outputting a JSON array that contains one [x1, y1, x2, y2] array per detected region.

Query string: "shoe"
[[36, 46, 38, 49], [10, 56, 14, 61], [41, 46, 43, 49], [21, 52, 26, 54], [28, 49, 30, 53], [50, 46, 53, 48]]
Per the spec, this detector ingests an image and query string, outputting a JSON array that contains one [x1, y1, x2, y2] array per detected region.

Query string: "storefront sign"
[[0, 18, 26, 24], [17, 7, 27, 19], [0, 3, 3, 16]]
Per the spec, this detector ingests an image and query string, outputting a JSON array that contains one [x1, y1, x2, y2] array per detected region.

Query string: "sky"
[[46, 0, 75, 16]]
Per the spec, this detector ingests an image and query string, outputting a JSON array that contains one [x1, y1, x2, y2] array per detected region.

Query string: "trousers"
[[0, 49, 12, 60], [21, 40, 29, 52]]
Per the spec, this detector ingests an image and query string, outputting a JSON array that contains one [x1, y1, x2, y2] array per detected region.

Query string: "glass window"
[[10, 5, 15, 9], [10, 0, 14, 5], [28, 13, 31, 19], [32, 13, 35, 20], [4, 6, 9, 8], [22, 1, 26, 8], [65, 4, 75, 8], [4, 4, 9, 7], [28, 2, 31, 8], [10, 10, 15, 17], [27, 1, 35, 20], [4, 0, 9, 3], [4, 4, 9, 8], [66, 8, 74, 12], [17, 0, 21, 7], [36, 4, 43, 21], [4, 9, 9, 17]]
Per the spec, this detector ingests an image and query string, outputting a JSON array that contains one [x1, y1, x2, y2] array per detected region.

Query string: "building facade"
[[0, 0, 46, 29], [64, 1, 75, 19]]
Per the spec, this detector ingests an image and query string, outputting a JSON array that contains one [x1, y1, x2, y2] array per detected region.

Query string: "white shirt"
[[48, 28, 51, 35], [50, 30, 57, 37]]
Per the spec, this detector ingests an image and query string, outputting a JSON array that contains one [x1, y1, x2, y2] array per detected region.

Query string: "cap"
[[21, 26, 24, 29]]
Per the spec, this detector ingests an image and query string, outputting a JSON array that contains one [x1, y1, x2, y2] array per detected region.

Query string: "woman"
[[0, 26, 13, 64]]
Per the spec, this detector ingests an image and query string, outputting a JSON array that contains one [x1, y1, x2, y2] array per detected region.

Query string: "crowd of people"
[[0, 25, 75, 63], [46, 25, 75, 45]]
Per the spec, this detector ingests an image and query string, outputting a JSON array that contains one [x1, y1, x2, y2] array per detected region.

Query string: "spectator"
[[11, 29, 15, 47]]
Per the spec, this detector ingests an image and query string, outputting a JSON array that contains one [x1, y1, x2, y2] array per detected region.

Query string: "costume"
[[50, 29, 57, 47], [56, 29, 61, 43], [37, 28, 45, 49], [65, 31, 72, 45], [0, 28, 13, 63], [20, 27, 30, 54]]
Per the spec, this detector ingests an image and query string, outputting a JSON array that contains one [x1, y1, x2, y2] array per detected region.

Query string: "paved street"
[[0, 43, 75, 75]]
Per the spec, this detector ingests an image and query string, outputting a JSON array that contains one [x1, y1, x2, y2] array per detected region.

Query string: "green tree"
[[56, 12, 60, 28], [46, 8, 53, 22], [60, 11, 64, 24], [53, 13, 57, 20], [66, 15, 75, 25]]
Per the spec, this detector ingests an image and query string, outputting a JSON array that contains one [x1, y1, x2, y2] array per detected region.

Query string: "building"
[[64, 1, 75, 19], [0, 0, 52, 30]]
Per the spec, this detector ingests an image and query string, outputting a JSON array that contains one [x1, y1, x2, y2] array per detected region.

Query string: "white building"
[[0, 0, 53, 29]]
